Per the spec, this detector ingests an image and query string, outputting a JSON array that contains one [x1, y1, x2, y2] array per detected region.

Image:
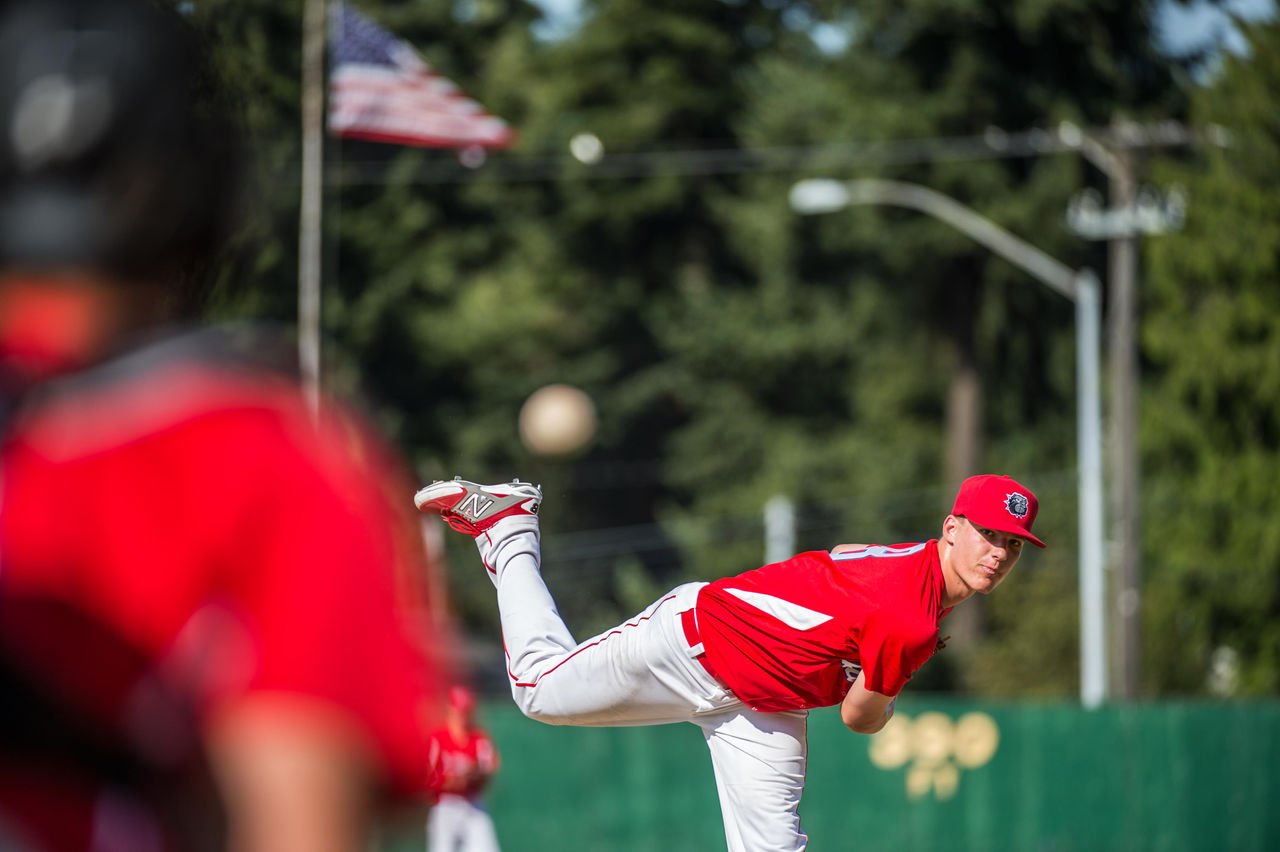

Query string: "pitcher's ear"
[[942, 514, 963, 544]]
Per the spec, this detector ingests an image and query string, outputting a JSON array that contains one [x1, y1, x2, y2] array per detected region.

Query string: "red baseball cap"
[[448, 685, 476, 712], [951, 474, 1046, 548]]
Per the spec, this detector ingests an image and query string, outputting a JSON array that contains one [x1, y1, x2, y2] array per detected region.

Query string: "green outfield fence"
[[384, 699, 1279, 852]]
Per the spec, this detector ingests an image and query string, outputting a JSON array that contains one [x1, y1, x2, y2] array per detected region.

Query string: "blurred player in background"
[[425, 685, 503, 852], [0, 1, 451, 850], [416, 474, 1044, 852]]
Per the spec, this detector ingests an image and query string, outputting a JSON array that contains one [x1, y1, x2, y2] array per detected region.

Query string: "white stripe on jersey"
[[724, 588, 834, 630], [830, 543, 928, 561]]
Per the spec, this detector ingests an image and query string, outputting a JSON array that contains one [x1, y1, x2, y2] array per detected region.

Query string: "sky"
[[530, 0, 1277, 57], [1154, 0, 1276, 56]]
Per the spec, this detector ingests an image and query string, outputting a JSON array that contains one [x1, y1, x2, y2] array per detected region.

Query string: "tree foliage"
[[1143, 19, 1280, 696]]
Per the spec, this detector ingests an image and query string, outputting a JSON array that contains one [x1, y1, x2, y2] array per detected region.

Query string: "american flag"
[[328, 3, 513, 149]]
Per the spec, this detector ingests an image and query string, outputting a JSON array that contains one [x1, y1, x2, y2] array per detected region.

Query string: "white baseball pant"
[[475, 516, 810, 852], [426, 793, 501, 852]]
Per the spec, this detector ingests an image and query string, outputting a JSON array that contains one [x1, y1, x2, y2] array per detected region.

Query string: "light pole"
[[790, 177, 1107, 708]]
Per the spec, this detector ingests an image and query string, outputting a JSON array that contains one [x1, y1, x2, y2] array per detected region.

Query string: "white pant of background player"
[[427, 793, 501, 852], [478, 516, 809, 852]]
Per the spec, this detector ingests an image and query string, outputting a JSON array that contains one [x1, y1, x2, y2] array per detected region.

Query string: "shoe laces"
[[443, 514, 480, 536]]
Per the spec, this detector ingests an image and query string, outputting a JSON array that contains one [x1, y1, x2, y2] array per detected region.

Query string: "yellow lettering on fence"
[[868, 711, 1000, 800]]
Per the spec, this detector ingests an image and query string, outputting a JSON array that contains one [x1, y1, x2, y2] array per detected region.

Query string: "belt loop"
[[681, 606, 731, 694]]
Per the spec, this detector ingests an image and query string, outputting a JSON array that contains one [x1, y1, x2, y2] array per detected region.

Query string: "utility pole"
[[1065, 122, 1188, 700], [1105, 145, 1142, 701], [944, 285, 983, 649], [764, 496, 796, 567]]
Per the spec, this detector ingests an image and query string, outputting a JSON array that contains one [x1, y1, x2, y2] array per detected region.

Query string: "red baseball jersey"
[[426, 726, 499, 799], [0, 333, 448, 828], [695, 544, 951, 712]]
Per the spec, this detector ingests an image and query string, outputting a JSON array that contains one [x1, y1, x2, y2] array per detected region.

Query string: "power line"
[[534, 468, 1078, 572], [324, 120, 1217, 187]]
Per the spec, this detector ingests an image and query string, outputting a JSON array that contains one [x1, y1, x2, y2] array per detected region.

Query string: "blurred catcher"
[[0, 1, 452, 850], [424, 686, 503, 852], [416, 474, 1044, 852]]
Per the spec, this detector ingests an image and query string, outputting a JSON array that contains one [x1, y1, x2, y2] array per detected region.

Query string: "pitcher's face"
[[947, 515, 1025, 596]]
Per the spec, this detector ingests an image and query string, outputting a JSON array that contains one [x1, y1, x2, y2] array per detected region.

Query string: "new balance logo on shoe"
[[458, 493, 496, 519], [414, 477, 542, 537]]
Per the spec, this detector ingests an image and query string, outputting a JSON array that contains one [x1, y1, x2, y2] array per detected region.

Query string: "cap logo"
[[1005, 492, 1029, 519]]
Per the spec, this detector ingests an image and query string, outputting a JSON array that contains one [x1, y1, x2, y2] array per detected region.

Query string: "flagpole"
[[302, 2, 513, 425], [299, 0, 326, 421]]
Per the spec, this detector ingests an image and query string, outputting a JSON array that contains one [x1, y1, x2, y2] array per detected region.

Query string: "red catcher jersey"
[[695, 544, 951, 712], [426, 726, 499, 798], [0, 332, 446, 799]]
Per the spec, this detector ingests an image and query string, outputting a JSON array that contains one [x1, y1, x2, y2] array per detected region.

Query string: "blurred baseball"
[[569, 132, 604, 164], [519, 384, 597, 457]]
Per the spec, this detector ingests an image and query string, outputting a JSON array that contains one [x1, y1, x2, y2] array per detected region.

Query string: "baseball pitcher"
[[415, 474, 1044, 852]]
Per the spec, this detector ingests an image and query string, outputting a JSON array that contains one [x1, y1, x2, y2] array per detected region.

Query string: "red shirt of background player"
[[0, 330, 451, 849], [426, 686, 500, 800]]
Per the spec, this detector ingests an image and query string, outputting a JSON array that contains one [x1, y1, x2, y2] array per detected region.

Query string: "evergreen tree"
[[1143, 19, 1280, 696], [179, 0, 307, 322]]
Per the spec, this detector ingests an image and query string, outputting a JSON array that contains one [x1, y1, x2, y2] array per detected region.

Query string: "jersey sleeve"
[[856, 608, 938, 696]]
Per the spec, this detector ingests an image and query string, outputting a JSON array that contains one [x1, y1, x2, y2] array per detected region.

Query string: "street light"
[[790, 178, 1107, 708]]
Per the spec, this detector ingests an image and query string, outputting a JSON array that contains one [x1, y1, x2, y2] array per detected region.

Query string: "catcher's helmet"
[[0, 0, 239, 288]]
